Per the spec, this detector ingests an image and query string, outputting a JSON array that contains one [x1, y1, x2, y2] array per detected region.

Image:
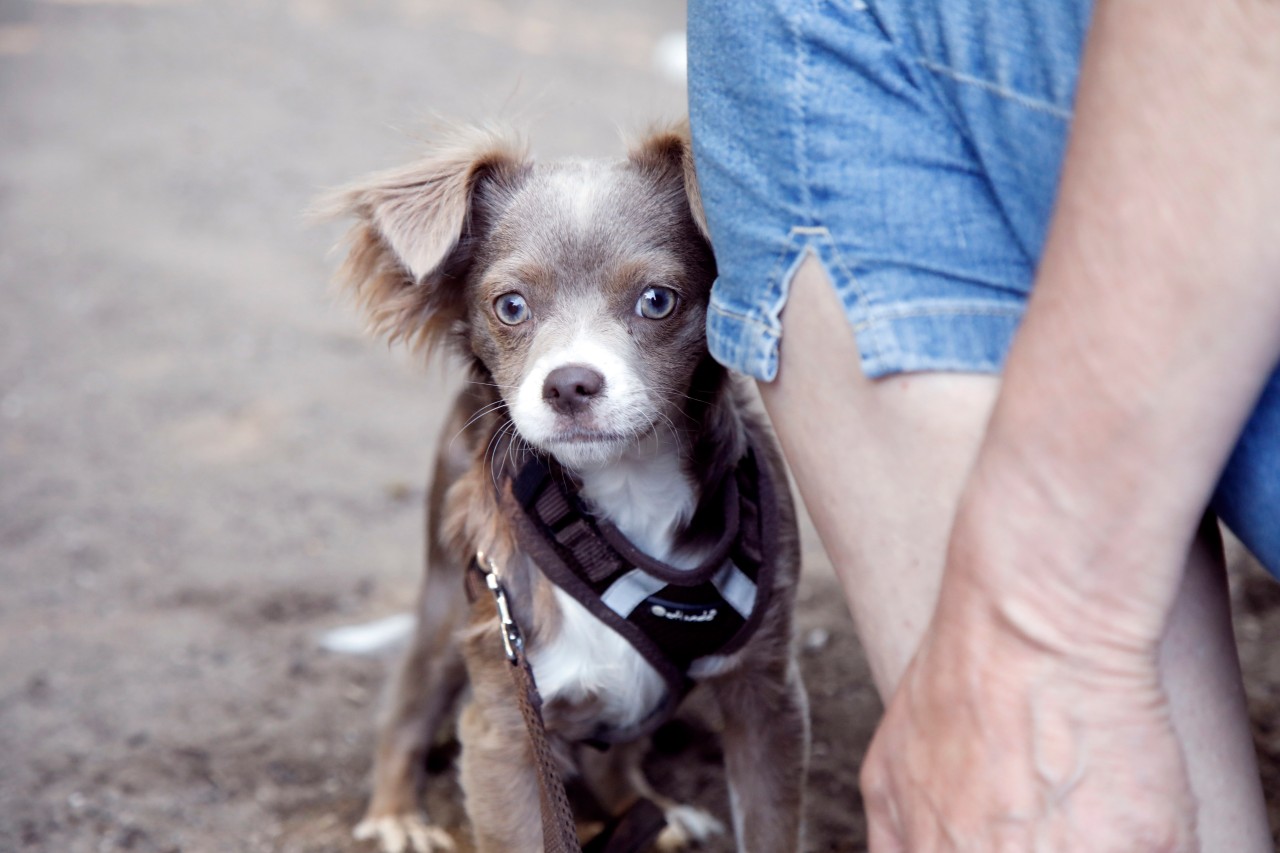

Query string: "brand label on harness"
[[649, 603, 718, 623]]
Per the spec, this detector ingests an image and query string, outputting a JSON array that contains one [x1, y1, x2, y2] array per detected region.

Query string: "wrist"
[[938, 474, 1175, 670], [925, 564, 1165, 739]]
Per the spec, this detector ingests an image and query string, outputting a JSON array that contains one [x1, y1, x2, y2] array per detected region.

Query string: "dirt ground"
[[1, 1, 1277, 851]]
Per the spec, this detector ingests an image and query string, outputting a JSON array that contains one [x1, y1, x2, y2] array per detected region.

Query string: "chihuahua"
[[326, 124, 808, 853]]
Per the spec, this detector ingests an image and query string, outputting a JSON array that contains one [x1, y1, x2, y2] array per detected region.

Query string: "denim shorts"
[[688, 0, 1280, 575]]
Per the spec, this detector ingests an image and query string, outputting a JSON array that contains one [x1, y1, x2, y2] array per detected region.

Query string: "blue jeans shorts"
[[688, 0, 1280, 574]]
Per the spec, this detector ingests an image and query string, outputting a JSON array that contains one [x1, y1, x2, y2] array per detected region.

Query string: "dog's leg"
[[457, 698, 552, 853], [625, 746, 726, 852], [576, 738, 725, 851], [356, 431, 474, 853], [711, 658, 809, 853], [354, 612, 467, 852]]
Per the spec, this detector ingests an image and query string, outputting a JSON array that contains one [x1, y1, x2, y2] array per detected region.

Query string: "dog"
[[325, 123, 808, 853]]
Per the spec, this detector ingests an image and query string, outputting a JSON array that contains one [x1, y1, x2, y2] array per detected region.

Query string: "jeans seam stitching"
[[913, 57, 1072, 120], [788, 0, 817, 219], [709, 301, 777, 331], [784, 227, 888, 365], [853, 304, 1024, 330], [800, 228, 869, 305]]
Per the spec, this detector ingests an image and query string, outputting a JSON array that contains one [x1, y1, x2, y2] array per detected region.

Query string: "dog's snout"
[[542, 365, 605, 415]]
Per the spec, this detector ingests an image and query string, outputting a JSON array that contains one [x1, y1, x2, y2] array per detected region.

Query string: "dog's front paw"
[[353, 812, 455, 853], [654, 804, 725, 851]]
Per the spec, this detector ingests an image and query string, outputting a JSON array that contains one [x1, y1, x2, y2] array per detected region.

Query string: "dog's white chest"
[[577, 439, 694, 559], [529, 439, 700, 729]]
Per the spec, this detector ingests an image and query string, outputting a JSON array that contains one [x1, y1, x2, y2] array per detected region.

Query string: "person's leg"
[[761, 256, 1270, 849], [1215, 365, 1280, 576], [760, 257, 999, 695], [1160, 522, 1270, 851]]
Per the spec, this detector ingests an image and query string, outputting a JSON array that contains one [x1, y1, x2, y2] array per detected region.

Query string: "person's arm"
[[861, 0, 1280, 849], [964, 0, 1280, 659]]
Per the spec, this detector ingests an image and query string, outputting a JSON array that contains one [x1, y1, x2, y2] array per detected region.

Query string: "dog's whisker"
[[668, 390, 718, 410], [488, 420, 522, 488], [465, 378, 521, 391], [482, 419, 512, 484], [466, 398, 511, 421], [503, 424, 520, 480], [516, 433, 534, 465], [655, 384, 718, 406], [459, 399, 510, 430], [450, 399, 511, 448], [492, 421, 514, 471], [655, 411, 683, 448], [473, 409, 512, 458]]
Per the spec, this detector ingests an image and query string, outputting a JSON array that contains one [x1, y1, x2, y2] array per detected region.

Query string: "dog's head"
[[326, 125, 718, 470]]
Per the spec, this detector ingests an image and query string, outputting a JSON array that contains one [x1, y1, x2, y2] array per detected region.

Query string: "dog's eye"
[[636, 286, 677, 320], [494, 293, 530, 326]]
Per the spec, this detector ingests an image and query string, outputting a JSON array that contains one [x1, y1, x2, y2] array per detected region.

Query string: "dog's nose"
[[542, 365, 605, 414]]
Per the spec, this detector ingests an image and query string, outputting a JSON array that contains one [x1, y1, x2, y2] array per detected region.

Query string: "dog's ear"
[[319, 126, 529, 353], [627, 120, 710, 243]]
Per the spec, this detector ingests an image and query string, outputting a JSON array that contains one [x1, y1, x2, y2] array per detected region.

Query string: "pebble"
[[803, 627, 831, 653]]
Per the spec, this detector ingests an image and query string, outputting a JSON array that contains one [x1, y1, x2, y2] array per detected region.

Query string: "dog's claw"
[[354, 814, 455, 853], [654, 804, 725, 851]]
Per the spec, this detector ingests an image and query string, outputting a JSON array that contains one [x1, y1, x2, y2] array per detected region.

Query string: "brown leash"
[[467, 552, 668, 853], [469, 551, 582, 853]]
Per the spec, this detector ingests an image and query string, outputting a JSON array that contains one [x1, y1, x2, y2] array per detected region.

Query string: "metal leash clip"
[[476, 550, 523, 663]]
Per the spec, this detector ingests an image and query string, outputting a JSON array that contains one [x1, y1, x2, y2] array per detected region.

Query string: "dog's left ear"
[[627, 121, 710, 243]]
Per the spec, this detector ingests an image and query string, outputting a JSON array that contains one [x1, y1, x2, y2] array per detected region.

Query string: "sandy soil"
[[1, 1, 1277, 851]]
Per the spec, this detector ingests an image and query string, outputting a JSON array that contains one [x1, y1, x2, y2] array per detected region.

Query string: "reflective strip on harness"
[[712, 561, 757, 620], [601, 569, 668, 618], [603, 561, 758, 623]]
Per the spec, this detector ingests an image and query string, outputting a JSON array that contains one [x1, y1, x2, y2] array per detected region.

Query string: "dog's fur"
[[325, 124, 808, 853]]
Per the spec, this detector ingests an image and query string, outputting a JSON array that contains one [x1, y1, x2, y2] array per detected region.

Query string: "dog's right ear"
[[627, 120, 710, 244], [318, 127, 529, 354]]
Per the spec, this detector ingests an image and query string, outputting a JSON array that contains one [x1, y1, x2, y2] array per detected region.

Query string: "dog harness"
[[500, 443, 779, 742], [462, 444, 780, 852]]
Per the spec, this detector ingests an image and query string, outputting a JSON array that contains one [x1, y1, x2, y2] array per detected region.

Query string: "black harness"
[[497, 444, 779, 742]]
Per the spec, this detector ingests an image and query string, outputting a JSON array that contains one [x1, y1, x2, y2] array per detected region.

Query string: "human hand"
[[860, 566, 1199, 853]]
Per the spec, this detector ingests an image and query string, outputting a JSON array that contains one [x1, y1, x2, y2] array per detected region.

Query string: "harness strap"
[[528, 480, 626, 583], [503, 480, 691, 736]]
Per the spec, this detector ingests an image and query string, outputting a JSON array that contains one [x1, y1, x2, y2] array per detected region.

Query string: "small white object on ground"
[[804, 626, 831, 653], [320, 613, 415, 656]]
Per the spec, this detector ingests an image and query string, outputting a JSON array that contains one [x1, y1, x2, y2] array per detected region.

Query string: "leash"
[[468, 551, 581, 853], [467, 551, 666, 853]]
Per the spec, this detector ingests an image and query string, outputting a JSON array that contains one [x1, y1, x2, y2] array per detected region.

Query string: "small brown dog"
[[326, 124, 808, 853]]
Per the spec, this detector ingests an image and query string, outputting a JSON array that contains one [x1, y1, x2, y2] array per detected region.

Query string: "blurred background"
[[1, 1, 1277, 851]]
